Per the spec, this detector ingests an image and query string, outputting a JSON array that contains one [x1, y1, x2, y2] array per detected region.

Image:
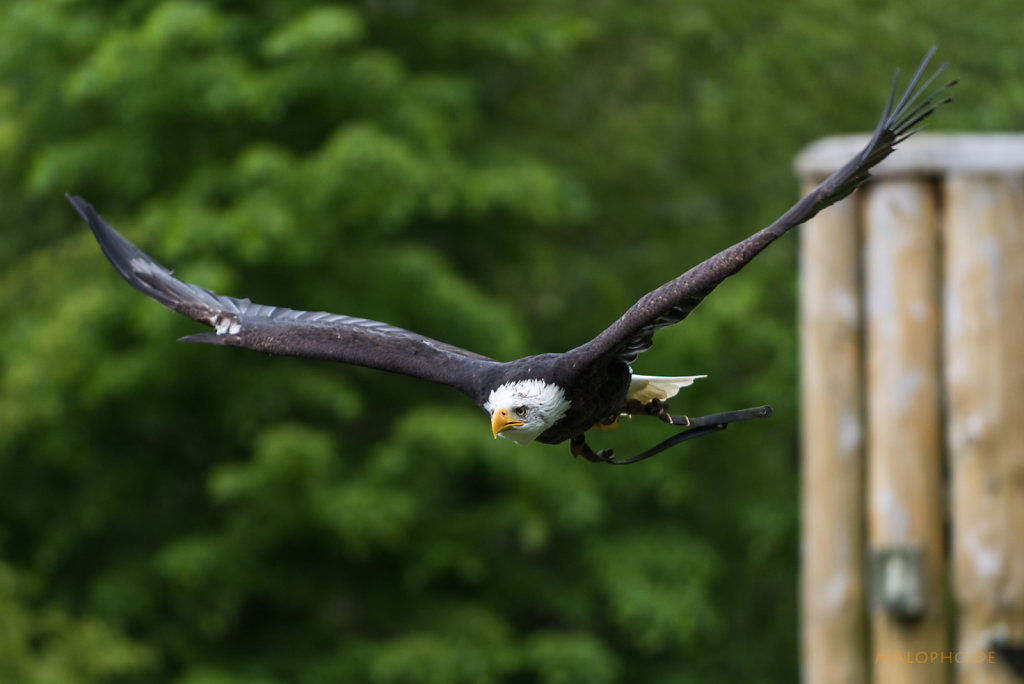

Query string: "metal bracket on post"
[[870, 546, 926, 622], [985, 625, 1024, 677]]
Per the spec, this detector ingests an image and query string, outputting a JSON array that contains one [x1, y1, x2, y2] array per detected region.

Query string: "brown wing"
[[69, 195, 499, 401], [566, 47, 954, 368]]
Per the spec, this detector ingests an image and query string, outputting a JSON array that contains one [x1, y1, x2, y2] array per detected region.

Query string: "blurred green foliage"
[[1, 0, 1021, 682]]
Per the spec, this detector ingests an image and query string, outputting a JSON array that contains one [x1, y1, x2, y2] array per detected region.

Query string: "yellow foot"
[[592, 415, 621, 430]]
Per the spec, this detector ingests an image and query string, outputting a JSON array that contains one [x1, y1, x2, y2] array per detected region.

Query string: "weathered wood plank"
[[863, 179, 948, 684], [944, 173, 1024, 684], [799, 183, 867, 684]]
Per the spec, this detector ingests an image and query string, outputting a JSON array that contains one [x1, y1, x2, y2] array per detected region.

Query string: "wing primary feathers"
[[889, 46, 942, 121], [67, 193, 244, 328], [891, 86, 956, 145], [568, 48, 955, 368], [70, 194, 499, 402], [71, 49, 955, 412], [888, 46, 942, 125]]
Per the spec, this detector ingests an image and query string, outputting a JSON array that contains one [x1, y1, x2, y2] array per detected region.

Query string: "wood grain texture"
[[864, 179, 948, 684], [799, 183, 867, 684], [944, 173, 1024, 684]]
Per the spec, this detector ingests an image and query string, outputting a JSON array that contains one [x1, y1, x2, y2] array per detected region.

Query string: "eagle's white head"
[[484, 379, 571, 445]]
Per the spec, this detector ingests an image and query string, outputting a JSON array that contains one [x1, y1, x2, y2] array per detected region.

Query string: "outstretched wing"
[[69, 195, 499, 400], [568, 47, 955, 368]]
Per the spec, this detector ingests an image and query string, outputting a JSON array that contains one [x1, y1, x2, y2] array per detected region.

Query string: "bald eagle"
[[68, 49, 953, 463]]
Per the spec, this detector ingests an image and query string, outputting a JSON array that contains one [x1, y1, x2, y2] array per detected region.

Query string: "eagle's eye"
[[514, 406, 528, 418]]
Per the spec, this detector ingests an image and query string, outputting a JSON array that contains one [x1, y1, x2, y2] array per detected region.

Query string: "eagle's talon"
[[645, 398, 666, 415], [569, 434, 587, 459], [582, 447, 615, 463], [569, 435, 616, 462]]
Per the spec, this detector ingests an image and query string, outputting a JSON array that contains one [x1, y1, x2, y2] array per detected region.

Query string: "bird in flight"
[[69, 49, 953, 464]]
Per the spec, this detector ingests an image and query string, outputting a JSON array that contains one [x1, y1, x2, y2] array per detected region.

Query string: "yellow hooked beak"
[[491, 408, 524, 438]]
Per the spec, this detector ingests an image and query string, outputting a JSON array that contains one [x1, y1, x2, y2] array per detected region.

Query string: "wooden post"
[[796, 134, 1024, 684], [944, 173, 1024, 684], [800, 188, 867, 684], [863, 180, 946, 684]]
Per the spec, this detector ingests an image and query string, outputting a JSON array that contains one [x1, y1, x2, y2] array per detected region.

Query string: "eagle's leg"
[[654, 402, 692, 426], [592, 399, 693, 432], [569, 434, 615, 463], [644, 400, 773, 428], [618, 397, 693, 426]]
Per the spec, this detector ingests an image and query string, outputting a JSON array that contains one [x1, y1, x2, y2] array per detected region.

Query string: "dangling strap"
[[602, 405, 773, 465]]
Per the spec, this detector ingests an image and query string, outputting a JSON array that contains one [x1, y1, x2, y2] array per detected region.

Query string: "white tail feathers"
[[627, 374, 707, 404]]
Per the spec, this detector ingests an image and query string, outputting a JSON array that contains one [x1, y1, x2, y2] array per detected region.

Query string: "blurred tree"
[[1, 0, 1021, 682]]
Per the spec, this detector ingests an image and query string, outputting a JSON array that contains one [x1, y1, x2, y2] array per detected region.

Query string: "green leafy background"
[[0, 1, 1019, 682]]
